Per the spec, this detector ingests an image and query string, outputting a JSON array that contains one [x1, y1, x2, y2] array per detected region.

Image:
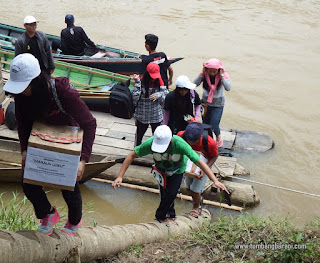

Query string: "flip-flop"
[[189, 210, 200, 218]]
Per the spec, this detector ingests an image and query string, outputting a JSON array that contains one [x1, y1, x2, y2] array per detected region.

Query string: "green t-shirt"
[[134, 135, 200, 175]]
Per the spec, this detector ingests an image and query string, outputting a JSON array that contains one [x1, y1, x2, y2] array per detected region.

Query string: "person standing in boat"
[[15, 16, 55, 75], [60, 14, 96, 56], [163, 75, 201, 134], [3, 53, 96, 236], [177, 122, 218, 218], [141, 34, 173, 88], [112, 125, 228, 225], [194, 58, 231, 147], [132, 62, 168, 146]]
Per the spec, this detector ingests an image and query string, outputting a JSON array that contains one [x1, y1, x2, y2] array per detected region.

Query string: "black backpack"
[[182, 123, 214, 153], [202, 123, 214, 153], [5, 101, 16, 130], [109, 79, 133, 119]]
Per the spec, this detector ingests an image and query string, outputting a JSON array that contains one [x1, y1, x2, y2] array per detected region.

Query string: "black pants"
[[155, 173, 184, 220], [135, 120, 161, 146], [22, 182, 82, 225]]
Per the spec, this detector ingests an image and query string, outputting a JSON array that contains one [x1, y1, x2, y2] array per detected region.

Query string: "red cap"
[[146, 63, 161, 80]]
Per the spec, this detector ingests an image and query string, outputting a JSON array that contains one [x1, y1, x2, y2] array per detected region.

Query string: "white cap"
[[3, 53, 41, 94], [151, 125, 172, 153], [24, 16, 38, 24], [176, 75, 196, 89]]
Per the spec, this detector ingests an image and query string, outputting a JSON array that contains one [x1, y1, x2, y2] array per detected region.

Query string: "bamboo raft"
[[0, 96, 275, 207], [0, 56, 274, 208]]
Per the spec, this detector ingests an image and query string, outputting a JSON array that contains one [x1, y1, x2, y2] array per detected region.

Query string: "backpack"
[[202, 123, 214, 153], [109, 79, 133, 119], [5, 101, 16, 130]]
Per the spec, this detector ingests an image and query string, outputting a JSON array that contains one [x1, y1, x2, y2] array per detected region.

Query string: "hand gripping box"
[[23, 121, 83, 191], [185, 151, 208, 179]]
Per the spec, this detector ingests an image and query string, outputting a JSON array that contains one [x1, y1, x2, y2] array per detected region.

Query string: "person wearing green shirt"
[[112, 125, 228, 225]]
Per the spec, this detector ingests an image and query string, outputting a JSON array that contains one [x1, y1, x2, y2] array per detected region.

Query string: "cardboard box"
[[23, 121, 83, 191], [185, 152, 208, 179]]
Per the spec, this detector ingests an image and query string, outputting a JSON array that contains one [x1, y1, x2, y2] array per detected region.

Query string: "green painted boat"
[[0, 48, 134, 110]]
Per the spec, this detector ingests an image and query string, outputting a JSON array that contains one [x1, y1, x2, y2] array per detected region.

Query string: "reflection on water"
[[0, 181, 241, 226], [1, 0, 320, 226]]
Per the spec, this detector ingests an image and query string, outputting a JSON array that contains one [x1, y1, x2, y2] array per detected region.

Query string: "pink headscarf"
[[203, 58, 229, 103]]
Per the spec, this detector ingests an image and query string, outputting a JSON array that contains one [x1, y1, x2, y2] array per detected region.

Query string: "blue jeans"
[[203, 106, 224, 137]]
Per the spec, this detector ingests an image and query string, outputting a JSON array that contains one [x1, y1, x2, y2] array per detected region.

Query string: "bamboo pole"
[[91, 178, 243, 211], [0, 160, 21, 167]]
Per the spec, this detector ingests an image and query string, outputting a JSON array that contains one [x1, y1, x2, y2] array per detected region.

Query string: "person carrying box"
[[3, 53, 96, 236]]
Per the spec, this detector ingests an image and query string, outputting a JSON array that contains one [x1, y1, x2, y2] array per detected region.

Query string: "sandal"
[[189, 210, 200, 218]]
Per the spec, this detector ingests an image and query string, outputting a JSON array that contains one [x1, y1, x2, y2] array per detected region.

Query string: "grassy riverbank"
[[105, 213, 320, 263], [1, 193, 319, 262]]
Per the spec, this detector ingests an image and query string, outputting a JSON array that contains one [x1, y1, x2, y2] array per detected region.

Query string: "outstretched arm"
[[112, 150, 138, 189], [196, 159, 229, 194]]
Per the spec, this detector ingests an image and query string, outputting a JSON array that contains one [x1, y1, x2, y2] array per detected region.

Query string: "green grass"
[[1, 192, 319, 262], [0, 192, 38, 232], [188, 213, 320, 262], [0, 192, 97, 232], [108, 213, 320, 263]]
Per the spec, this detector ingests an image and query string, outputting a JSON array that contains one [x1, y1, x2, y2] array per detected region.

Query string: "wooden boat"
[[0, 22, 183, 75], [0, 48, 134, 110]]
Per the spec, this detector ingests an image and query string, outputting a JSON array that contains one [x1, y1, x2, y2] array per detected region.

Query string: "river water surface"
[[0, 0, 319, 226]]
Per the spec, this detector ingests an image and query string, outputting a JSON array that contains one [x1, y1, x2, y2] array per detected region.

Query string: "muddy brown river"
[[0, 0, 319, 226]]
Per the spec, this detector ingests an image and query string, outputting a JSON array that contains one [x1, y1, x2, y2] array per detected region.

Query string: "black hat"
[[65, 14, 74, 23], [185, 122, 204, 142]]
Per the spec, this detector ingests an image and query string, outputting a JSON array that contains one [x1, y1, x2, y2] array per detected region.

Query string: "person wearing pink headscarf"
[[194, 58, 231, 147]]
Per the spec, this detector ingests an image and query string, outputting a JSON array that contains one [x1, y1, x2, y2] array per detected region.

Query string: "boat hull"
[[0, 23, 183, 75]]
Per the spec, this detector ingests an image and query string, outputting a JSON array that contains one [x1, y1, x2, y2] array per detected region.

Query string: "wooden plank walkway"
[[0, 97, 242, 176]]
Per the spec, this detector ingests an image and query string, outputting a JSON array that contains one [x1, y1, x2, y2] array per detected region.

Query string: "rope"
[[214, 163, 320, 199]]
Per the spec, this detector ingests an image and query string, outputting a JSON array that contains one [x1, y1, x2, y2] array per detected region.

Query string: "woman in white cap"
[[131, 62, 168, 146], [3, 53, 96, 236], [163, 75, 201, 134], [112, 125, 228, 225]]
